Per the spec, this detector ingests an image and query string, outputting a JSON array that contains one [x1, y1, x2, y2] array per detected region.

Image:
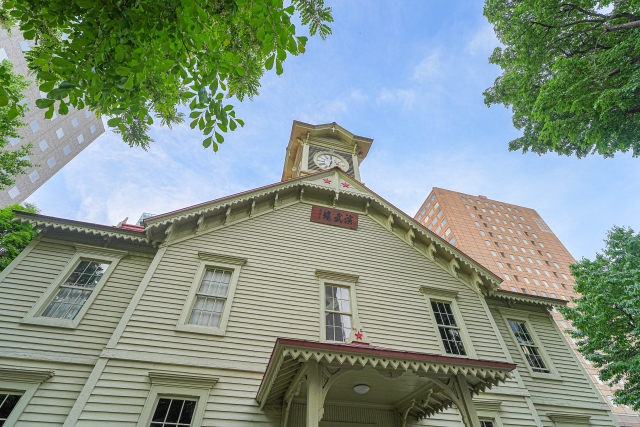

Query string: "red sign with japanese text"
[[310, 205, 358, 230]]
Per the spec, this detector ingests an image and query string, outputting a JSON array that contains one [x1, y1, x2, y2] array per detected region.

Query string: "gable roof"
[[143, 168, 503, 292]]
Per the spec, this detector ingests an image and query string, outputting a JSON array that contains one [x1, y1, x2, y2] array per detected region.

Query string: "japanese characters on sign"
[[310, 205, 359, 230]]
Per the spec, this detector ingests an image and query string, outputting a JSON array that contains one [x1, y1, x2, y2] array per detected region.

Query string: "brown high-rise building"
[[414, 187, 640, 427]]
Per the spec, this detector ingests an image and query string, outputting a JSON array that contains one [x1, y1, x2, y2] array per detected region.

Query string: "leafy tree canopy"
[[484, 0, 640, 158], [0, 0, 332, 151], [0, 58, 32, 189], [0, 203, 38, 272], [560, 226, 640, 410]]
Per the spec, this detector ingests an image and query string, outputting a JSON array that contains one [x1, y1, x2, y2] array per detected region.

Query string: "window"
[[503, 274, 510, 281], [23, 249, 124, 329], [56, 128, 65, 138], [29, 120, 40, 132], [9, 137, 19, 146], [533, 279, 540, 285], [90, 124, 97, 134], [325, 285, 352, 342], [541, 291, 548, 297], [491, 251, 497, 256], [177, 253, 244, 336], [47, 157, 57, 168], [0, 393, 22, 424], [546, 252, 552, 258], [474, 221, 480, 226], [444, 229, 451, 237], [461, 196, 466, 201], [497, 262, 503, 268], [434, 202, 439, 210], [480, 421, 495, 427], [63, 145, 71, 155], [85, 110, 92, 118], [449, 237, 456, 245], [39, 139, 49, 151], [531, 290, 537, 295], [441, 219, 447, 226], [0, 48, 8, 61], [509, 254, 515, 260], [437, 211, 443, 218], [149, 398, 196, 427], [187, 269, 233, 328], [7, 186, 19, 199], [29, 170, 39, 183], [525, 267, 532, 273], [561, 273, 568, 280], [435, 226, 441, 234], [77, 134, 85, 144], [465, 204, 470, 209], [508, 321, 550, 373], [510, 286, 517, 292], [71, 117, 79, 128], [523, 277, 530, 284], [479, 230, 485, 236], [431, 301, 466, 356], [41, 260, 110, 320], [19, 40, 30, 51], [136, 372, 215, 427], [500, 252, 505, 258], [485, 240, 491, 246]]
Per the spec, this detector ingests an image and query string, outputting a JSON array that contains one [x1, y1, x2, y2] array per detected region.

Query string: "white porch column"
[[453, 374, 482, 427], [306, 359, 321, 427]]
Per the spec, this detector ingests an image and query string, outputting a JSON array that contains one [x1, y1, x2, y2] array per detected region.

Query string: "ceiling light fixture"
[[353, 384, 370, 395]]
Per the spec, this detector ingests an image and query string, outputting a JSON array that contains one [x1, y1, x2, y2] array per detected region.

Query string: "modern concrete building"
[[0, 29, 104, 206], [413, 187, 640, 427], [0, 122, 622, 427]]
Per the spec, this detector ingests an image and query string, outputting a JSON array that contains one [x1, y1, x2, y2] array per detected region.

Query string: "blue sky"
[[27, 1, 640, 260]]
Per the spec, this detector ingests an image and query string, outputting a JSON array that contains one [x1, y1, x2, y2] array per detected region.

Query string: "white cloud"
[[465, 24, 499, 56], [297, 89, 368, 124], [412, 50, 441, 81], [376, 88, 416, 109]]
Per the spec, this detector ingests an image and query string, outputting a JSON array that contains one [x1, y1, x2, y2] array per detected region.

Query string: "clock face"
[[314, 152, 349, 172]]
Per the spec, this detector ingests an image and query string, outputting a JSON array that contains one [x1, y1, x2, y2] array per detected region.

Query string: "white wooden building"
[[0, 122, 619, 427]]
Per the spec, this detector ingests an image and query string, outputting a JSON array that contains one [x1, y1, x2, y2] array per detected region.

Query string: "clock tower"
[[281, 121, 373, 182]]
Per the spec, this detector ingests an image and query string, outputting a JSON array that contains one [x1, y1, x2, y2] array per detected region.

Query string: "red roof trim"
[[257, 338, 516, 400]]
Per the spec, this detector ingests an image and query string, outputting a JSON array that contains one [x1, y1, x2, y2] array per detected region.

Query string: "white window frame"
[[474, 400, 504, 427], [497, 308, 561, 380], [175, 252, 245, 336], [136, 372, 218, 427], [420, 286, 476, 358], [0, 366, 54, 426], [316, 270, 360, 343], [22, 246, 124, 329]]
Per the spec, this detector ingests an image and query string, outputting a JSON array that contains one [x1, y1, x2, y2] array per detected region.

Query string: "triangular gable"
[[144, 169, 502, 295]]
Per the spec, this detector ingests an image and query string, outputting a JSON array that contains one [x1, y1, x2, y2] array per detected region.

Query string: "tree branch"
[[612, 303, 636, 326], [605, 20, 640, 32]]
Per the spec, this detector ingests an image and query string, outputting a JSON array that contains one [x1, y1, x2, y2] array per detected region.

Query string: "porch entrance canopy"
[[257, 339, 516, 427]]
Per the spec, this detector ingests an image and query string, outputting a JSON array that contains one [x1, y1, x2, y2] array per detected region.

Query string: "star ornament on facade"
[[355, 330, 363, 340], [341, 182, 350, 188], [323, 178, 331, 184]]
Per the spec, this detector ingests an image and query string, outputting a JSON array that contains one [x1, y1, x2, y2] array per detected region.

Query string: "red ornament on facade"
[[342, 182, 350, 188], [355, 331, 363, 340], [323, 178, 331, 184]]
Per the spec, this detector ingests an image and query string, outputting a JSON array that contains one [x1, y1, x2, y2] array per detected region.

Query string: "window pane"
[[198, 269, 232, 296], [41, 287, 92, 319], [325, 285, 350, 314], [188, 296, 225, 327], [0, 393, 22, 422], [326, 313, 351, 342], [64, 261, 110, 288], [150, 398, 196, 427], [480, 422, 495, 427], [431, 301, 466, 355], [508, 321, 550, 373]]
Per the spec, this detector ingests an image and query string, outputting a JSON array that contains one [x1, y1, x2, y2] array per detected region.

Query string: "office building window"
[[19, 40, 30, 51], [90, 124, 97, 134], [77, 134, 85, 144], [39, 139, 49, 151], [491, 251, 497, 256], [29, 120, 40, 132], [56, 128, 65, 138], [47, 157, 57, 168], [7, 186, 20, 199], [63, 145, 71, 155], [503, 274, 510, 281], [71, 117, 79, 127], [0, 48, 8, 60], [29, 170, 39, 183]]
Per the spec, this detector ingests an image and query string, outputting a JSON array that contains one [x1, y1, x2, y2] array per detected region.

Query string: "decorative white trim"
[[21, 251, 123, 329], [175, 259, 243, 336], [149, 371, 219, 389], [547, 412, 591, 426], [0, 365, 54, 427], [419, 285, 458, 300], [197, 251, 247, 265], [314, 269, 359, 283], [421, 288, 477, 359], [492, 290, 565, 308], [135, 371, 217, 427]]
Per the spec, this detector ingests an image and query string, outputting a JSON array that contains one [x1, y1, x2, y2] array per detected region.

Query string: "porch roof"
[[257, 338, 516, 419]]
